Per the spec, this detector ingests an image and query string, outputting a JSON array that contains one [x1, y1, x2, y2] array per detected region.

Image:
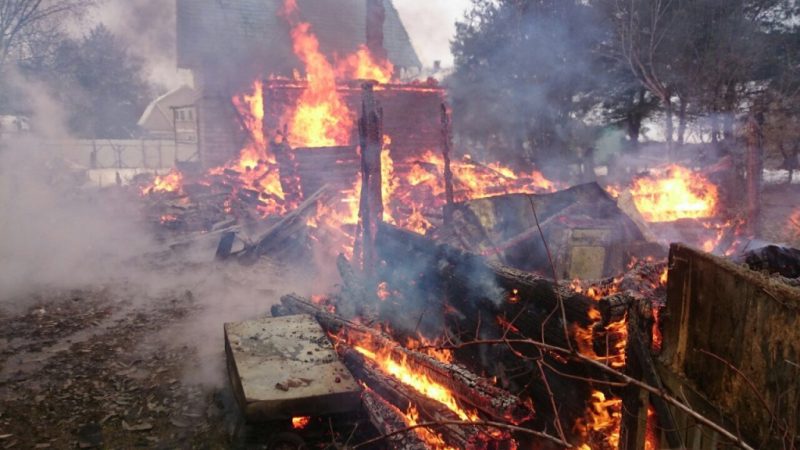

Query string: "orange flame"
[[336, 45, 394, 83], [645, 405, 660, 450], [353, 344, 480, 423], [211, 80, 289, 217], [283, 21, 354, 148], [630, 165, 719, 222], [292, 416, 310, 429], [575, 390, 622, 449], [142, 169, 183, 195]]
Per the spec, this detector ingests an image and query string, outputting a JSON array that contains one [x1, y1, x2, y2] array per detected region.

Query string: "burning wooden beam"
[[238, 185, 334, 263], [361, 389, 432, 450], [340, 344, 486, 449], [357, 83, 384, 277], [278, 294, 535, 426]]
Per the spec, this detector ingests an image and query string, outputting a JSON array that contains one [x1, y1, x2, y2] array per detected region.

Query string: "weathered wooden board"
[[661, 244, 800, 447], [224, 314, 362, 422]]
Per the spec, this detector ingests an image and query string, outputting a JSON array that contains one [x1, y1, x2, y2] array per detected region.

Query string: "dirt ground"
[[0, 286, 234, 449]]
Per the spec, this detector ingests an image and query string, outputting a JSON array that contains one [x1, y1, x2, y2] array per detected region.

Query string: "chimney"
[[366, 0, 387, 60]]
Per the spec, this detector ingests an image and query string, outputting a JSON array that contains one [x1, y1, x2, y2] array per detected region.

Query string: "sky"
[[393, 0, 473, 68]]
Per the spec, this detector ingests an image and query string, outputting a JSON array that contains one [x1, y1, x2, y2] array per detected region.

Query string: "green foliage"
[[41, 25, 155, 138], [450, 0, 800, 163], [449, 0, 607, 166]]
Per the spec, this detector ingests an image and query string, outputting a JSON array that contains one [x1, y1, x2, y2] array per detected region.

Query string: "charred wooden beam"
[[441, 103, 455, 225], [373, 223, 600, 431], [280, 294, 534, 426], [362, 389, 433, 450], [341, 345, 485, 449], [239, 186, 333, 264], [623, 309, 684, 449], [358, 83, 384, 277]]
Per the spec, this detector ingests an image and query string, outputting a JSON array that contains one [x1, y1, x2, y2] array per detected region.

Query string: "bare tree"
[[0, 0, 93, 66]]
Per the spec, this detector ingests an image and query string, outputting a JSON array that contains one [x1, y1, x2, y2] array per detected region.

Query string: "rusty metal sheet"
[[224, 314, 362, 422]]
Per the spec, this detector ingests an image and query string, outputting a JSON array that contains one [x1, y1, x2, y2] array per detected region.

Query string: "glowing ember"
[[651, 306, 663, 353], [142, 169, 183, 195], [353, 344, 480, 422], [645, 405, 660, 450], [336, 45, 394, 83], [292, 416, 311, 429], [630, 165, 719, 223]]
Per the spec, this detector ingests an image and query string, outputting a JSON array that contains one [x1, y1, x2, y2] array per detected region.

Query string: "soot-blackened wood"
[[280, 294, 534, 425], [335, 254, 373, 320], [239, 186, 333, 263], [599, 293, 635, 326], [441, 103, 455, 225], [362, 390, 432, 450], [374, 223, 598, 432], [358, 83, 383, 278], [625, 310, 684, 449], [341, 346, 485, 450], [376, 223, 596, 331]]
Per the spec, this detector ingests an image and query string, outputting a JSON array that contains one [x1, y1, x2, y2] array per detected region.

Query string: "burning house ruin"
[[127, 1, 800, 449], [3, 1, 799, 450]]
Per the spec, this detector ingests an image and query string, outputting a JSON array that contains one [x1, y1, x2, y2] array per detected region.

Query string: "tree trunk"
[[677, 95, 688, 147], [723, 81, 737, 142], [665, 96, 674, 159]]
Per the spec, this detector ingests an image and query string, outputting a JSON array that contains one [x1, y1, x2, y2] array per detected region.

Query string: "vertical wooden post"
[[745, 112, 764, 237], [441, 103, 455, 224], [358, 83, 384, 277]]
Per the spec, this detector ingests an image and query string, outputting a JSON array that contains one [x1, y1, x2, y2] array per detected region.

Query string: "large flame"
[[353, 343, 480, 423], [630, 165, 719, 222], [336, 45, 394, 83], [283, 21, 354, 148]]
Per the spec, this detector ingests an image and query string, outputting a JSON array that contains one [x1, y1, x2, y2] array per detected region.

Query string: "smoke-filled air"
[[0, 1, 799, 449]]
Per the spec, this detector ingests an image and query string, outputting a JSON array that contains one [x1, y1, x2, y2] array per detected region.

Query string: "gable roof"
[[176, 0, 422, 77]]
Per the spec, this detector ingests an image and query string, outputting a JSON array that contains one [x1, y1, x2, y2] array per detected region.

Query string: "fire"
[[353, 344, 480, 422], [575, 390, 622, 449], [630, 165, 719, 222], [283, 20, 354, 147], [651, 306, 663, 353], [209, 80, 289, 217], [381, 136, 397, 223], [292, 416, 311, 429], [405, 405, 455, 450], [142, 169, 183, 195], [336, 45, 394, 83], [645, 405, 660, 450]]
